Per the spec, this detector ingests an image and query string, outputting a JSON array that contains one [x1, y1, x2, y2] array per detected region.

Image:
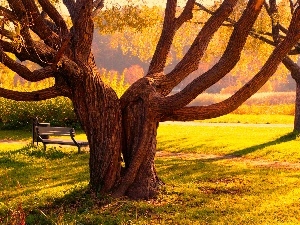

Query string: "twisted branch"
[[147, 0, 195, 75], [155, 0, 263, 113], [0, 86, 62, 101], [162, 5, 300, 121]]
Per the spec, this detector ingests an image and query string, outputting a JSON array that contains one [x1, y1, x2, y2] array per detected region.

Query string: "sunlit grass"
[[3, 146, 300, 224], [158, 123, 300, 162], [0, 145, 89, 213], [199, 114, 294, 124], [2, 118, 300, 224], [0, 130, 32, 142]]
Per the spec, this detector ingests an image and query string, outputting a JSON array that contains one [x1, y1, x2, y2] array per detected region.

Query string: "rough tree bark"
[[1, 0, 300, 200], [264, 0, 300, 131], [294, 78, 300, 130], [282, 57, 300, 131], [71, 71, 122, 193]]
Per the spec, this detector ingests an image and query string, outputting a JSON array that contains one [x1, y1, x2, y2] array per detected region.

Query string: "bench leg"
[[43, 144, 46, 151], [78, 146, 81, 154]]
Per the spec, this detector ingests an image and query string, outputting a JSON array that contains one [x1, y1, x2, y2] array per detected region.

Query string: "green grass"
[[198, 114, 294, 124], [2, 116, 300, 224], [158, 123, 300, 162], [0, 129, 32, 141]]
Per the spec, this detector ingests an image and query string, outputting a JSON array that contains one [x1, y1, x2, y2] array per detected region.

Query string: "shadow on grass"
[[4, 153, 299, 224], [0, 157, 28, 168], [21, 186, 117, 225], [21, 156, 289, 224], [20, 158, 238, 224], [0, 143, 89, 207], [0, 143, 73, 160], [211, 131, 298, 160], [22, 145, 69, 160]]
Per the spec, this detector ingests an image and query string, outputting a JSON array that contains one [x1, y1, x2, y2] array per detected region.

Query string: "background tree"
[[198, 0, 300, 129], [1, 0, 300, 200], [265, 0, 300, 131]]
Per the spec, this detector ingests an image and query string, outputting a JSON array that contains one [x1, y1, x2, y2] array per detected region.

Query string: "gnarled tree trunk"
[[294, 80, 300, 131], [281, 57, 300, 132], [70, 70, 122, 193], [118, 96, 162, 199]]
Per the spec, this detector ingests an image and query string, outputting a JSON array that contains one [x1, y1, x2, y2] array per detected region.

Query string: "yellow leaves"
[[100, 69, 129, 97], [94, 5, 163, 62], [95, 5, 162, 34]]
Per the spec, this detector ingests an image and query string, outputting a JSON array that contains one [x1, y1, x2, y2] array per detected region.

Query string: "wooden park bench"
[[32, 118, 88, 153]]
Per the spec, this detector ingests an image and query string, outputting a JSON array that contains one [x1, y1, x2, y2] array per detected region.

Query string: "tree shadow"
[[212, 132, 298, 161], [22, 186, 115, 225]]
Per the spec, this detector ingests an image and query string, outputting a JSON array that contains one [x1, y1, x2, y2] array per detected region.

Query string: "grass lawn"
[[158, 123, 299, 162], [1, 115, 300, 224], [198, 114, 294, 124]]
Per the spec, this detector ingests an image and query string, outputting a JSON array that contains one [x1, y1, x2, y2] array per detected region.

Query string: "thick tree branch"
[[0, 86, 62, 101], [162, 6, 300, 121], [0, 6, 18, 21], [62, 0, 76, 21], [147, 0, 178, 75], [175, 0, 195, 29], [147, 0, 196, 76], [282, 57, 300, 82], [92, 0, 104, 17], [0, 28, 15, 40], [21, 0, 61, 49], [0, 47, 55, 82], [0, 38, 56, 67], [158, 0, 239, 95], [7, 0, 26, 19], [38, 0, 69, 36], [0, 39, 25, 57], [156, 0, 263, 113], [72, 0, 94, 63], [7, 0, 41, 55]]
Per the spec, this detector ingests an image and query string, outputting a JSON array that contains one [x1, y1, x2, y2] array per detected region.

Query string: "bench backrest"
[[36, 126, 75, 136]]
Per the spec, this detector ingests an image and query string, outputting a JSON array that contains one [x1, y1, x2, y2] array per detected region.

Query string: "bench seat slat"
[[42, 139, 76, 145], [38, 132, 71, 136], [42, 139, 89, 145], [37, 127, 74, 136], [35, 125, 88, 153]]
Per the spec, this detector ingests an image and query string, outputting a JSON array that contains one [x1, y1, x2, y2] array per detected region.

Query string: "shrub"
[[0, 97, 78, 129], [0, 69, 130, 129]]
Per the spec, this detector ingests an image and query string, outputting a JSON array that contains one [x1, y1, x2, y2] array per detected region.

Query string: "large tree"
[[1, 0, 300, 199]]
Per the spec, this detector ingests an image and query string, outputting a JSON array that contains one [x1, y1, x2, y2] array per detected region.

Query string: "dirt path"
[[156, 151, 300, 169]]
